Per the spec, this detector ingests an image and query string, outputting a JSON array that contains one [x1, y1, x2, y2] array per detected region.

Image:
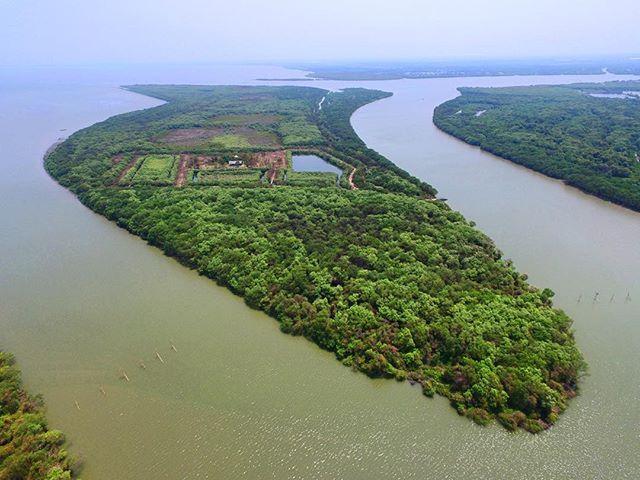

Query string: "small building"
[[228, 160, 243, 167]]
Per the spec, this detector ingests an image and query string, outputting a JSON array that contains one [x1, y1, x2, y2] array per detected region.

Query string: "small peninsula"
[[46, 85, 585, 432], [434, 81, 640, 211]]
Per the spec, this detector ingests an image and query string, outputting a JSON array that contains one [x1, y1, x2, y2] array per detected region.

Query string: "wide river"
[[1, 65, 638, 479]]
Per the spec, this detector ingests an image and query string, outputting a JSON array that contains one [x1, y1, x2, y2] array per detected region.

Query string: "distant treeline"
[[292, 57, 640, 80], [434, 81, 640, 211]]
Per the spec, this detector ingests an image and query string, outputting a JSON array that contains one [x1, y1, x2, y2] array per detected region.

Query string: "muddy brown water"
[[0, 64, 639, 479]]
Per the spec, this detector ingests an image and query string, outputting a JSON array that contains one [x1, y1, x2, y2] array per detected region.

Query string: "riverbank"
[[0, 351, 75, 479], [3, 65, 640, 479], [433, 81, 640, 212]]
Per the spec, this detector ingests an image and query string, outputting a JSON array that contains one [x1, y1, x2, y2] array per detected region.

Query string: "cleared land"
[[121, 154, 177, 185], [157, 127, 280, 148]]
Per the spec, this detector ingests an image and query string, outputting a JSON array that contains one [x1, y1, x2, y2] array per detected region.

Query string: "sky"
[[1, 0, 639, 66]]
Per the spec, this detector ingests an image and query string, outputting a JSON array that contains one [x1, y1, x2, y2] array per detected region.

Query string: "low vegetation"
[[128, 154, 177, 185], [0, 352, 75, 479], [45, 84, 585, 432], [434, 81, 640, 211]]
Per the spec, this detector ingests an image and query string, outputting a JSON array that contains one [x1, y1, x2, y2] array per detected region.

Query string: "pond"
[[292, 154, 342, 175]]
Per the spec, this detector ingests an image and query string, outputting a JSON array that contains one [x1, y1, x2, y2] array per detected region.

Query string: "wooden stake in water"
[[139, 360, 146, 370], [74, 400, 81, 411], [170, 341, 177, 352], [593, 292, 599, 303], [577, 294, 582, 303], [121, 370, 130, 382], [99, 386, 106, 396], [156, 351, 165, 364], [626, 292, 632, 303]]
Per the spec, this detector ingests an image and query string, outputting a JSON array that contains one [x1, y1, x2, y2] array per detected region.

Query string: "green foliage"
[[286, 172, 338, 188], [279, 117, 324, 145], [0, 352, 75, 479], [128, 154, 177, 185], [195, 169, 263, 187], [434, 81, 640, 211], [45, 85, 585, 432]]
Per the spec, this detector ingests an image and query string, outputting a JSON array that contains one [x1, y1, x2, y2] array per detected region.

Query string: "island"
[[434, 81, 640, 211], [0, 351, 74, 479], [46, 84, 585, 432]]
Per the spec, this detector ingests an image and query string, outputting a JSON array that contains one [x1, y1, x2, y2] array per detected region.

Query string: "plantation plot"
[[194, 168, 264, 187], [286, 171, 338, 188], [126, 154, 177, 185]]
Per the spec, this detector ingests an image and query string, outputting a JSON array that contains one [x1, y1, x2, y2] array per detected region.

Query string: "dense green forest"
[[46, 85, 585, 432], [434, 81, 640, 211], [0, 352, 74, 479]]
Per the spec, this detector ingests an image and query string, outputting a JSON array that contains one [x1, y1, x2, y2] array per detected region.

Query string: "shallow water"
[[292, 154, 342, 175], [0, 65, 639, 479]]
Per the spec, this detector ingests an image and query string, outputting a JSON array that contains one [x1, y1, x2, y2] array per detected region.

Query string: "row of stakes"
[[74, 340, 178, 411], [72, 291, 632, 410], [577, 292, 632, 304]]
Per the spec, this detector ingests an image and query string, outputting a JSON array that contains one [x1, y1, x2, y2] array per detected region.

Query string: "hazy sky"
[[2, 0, 639, 66]]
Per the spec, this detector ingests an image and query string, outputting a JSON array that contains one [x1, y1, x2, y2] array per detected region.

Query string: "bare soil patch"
[[348, 167, 358, 190], [247, 150, 288, 169], [234, 127, 280, 147], [156, 127, 280, 147], [175, 154, 194, 187]]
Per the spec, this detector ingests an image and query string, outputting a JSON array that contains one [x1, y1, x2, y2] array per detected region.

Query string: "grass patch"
[[279, 117, 324, 146], [195, 168, 264, 187], [212, 114, 282, 126], [286, 171, 338, 187], [130, 155, 177, 185]]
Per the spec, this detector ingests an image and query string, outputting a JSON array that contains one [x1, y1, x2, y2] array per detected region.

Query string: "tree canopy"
[[46, 84, 585, 432], [434, 81, 640, 211]]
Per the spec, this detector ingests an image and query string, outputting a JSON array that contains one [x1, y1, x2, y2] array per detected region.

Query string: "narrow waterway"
[[0, 65, 638, 479]]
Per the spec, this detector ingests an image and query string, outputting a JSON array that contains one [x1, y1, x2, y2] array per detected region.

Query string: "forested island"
[[291, 57, 640, 80], [46, 84, 585, 432], [434, 81, 640, 211], [0, 351, 74, 479]]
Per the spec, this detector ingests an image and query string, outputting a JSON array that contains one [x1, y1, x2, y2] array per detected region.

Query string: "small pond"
[[292, 154, 342, 175]]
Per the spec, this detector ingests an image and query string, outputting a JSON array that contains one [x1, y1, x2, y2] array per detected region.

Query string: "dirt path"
[[175, 154, 189, 187], [269, 168, 277, 185], [348, 167, 358, 190]]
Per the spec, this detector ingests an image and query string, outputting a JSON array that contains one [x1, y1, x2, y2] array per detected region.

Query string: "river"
[[0, 65, 638, 479]]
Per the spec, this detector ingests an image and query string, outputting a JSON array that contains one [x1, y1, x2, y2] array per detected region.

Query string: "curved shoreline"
[[5, 67, 640, 479], [432, 82, 640, 213]]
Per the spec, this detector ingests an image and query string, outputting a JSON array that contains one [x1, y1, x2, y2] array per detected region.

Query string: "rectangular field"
[[128, 155, 177, 185], [194, 168, 264, 187], [285, 172, 338, 187]]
